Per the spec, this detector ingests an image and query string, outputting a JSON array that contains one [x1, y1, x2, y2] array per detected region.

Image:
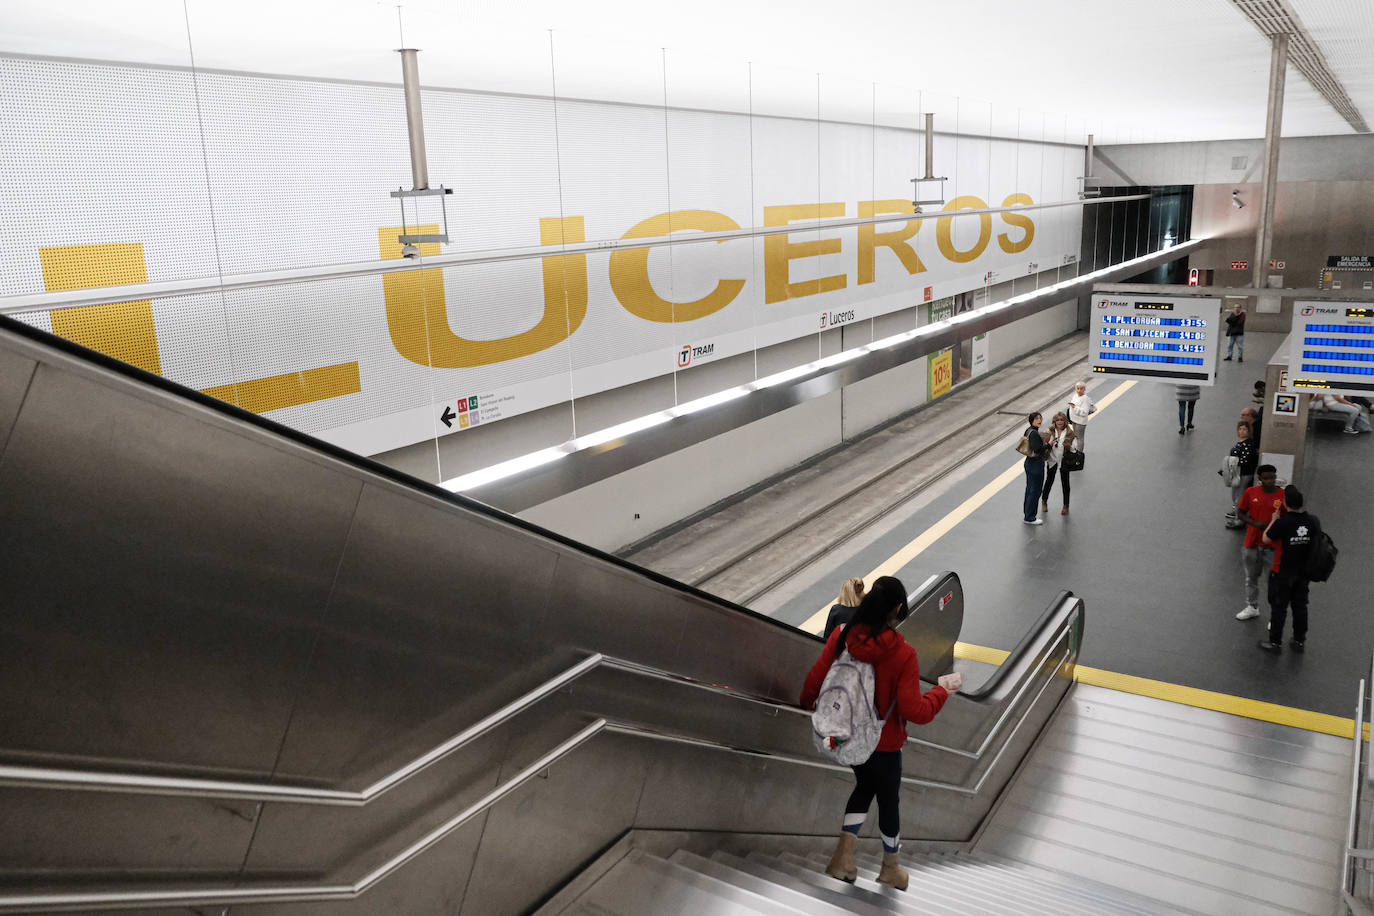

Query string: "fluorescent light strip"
[[668, 386, 750, 417], [443, 241, 1204, 493], [442, 446, 570, 493]]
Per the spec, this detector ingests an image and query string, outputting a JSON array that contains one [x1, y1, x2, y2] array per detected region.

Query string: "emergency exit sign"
[[1230, 260, 1249, 270]]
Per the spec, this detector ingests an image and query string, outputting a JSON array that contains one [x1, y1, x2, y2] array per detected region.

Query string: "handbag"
[[1015, 434, 1033, 457], [1062, 450, 1085, 472]]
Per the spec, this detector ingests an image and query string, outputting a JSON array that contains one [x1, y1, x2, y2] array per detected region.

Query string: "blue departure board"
[[1289, 300, 1374, 394], [1089, 294, 1221, 385]]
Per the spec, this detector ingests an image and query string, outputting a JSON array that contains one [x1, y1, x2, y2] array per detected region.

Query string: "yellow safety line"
[[799, 380, 1135, 634], [950, 641, 1364, 739]]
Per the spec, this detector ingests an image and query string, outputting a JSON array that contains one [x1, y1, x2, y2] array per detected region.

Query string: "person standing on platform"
[[1021, 412, 1048, 526], [1258, 486, 1322, 652], [1175, 383, 1200, 434], [801, 576, 961, 890], [1067, 380, 1096, 451], [1223, 302, 1247, 362], [823, 577, 866, 640], [1040, 412, 1076, 516], [1224, 421, 1257, 529], [1234, 464, 1283, 621], [1241, 406, 1263, 452]]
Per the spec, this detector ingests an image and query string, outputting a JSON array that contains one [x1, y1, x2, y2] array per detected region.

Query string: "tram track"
[[623, 344, 1092, 610]]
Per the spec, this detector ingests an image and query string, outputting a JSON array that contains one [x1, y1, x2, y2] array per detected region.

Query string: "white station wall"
[[0, 53, 1084, 483]]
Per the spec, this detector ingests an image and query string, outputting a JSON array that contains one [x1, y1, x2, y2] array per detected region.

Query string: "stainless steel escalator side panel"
[[897, 571, 963, 681], [261, 478, 569, 788], [0, 345, 34, 458]]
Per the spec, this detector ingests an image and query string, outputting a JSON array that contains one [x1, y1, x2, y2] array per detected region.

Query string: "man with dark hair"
[[1258, 486, 1322, 652], [1235, 465, 1283, 620]]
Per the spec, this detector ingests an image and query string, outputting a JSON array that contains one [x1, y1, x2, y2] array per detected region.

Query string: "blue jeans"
[[1226, 334, 1244, 359], [1023, 459, 1045, 521], [1177, 400, 1196, 427]]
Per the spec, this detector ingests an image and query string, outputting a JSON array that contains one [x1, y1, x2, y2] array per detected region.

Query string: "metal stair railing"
[[0, 594, 1080, 806], [1343, 654, 1374, 915], [2, 645, 1074, 913], [0, 598, 1081, 913]]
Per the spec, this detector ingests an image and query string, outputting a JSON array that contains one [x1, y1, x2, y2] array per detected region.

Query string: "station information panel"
[[1289, 300, 1374, 395], [1089, 294, 1221, 385]]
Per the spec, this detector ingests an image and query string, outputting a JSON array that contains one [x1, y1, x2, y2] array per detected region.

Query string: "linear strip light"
[[442, 239, 1205, 494]]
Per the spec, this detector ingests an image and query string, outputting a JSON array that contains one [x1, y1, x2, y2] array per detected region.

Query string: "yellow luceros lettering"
[[380, 219, 588, 368], [610, 210, 746, 322], [857, 200, 924, 285], [763, 203, 847, 304]]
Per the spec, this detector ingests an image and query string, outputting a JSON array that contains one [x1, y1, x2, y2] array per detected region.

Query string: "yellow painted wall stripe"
[[799, 380, 1135, 634], [201, 362, 362, 414], [40, 243, 163, 375], [950, 641, 1363, 739]]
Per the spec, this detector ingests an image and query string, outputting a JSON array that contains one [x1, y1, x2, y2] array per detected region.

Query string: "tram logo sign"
[[677, 342, 715, 367]]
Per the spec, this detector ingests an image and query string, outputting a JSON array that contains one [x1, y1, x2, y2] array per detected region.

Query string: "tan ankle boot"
[[876, 849, 908, 890], [823, 833, 857, 882]]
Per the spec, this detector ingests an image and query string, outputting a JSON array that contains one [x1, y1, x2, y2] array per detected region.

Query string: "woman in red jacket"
[[800, 575, 962, 890]]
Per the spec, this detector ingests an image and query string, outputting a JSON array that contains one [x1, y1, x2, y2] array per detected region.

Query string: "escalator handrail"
[[961, 588, 1076, 701], [0, 645, 1078, 914], [0, 596, 1081, 805]]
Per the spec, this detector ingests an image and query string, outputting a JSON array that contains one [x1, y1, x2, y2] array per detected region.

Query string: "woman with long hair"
[[822, 577, 865, 639], [801, 575, 962, 890], [1040, 412, 1076, 516]]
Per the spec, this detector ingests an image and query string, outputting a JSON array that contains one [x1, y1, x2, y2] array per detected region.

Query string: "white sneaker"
[[1236, 606, 1260, 620], [1023, 518, 1044, 526]]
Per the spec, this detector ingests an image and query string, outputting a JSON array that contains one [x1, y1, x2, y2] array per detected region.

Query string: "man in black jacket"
[[1258, 486, 1321, 653]]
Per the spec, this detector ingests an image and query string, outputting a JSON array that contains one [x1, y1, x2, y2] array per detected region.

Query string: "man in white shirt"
[[1067, 381, 1096, 451]]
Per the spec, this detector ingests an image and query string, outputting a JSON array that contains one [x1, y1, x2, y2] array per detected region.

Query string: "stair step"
[[904, 850, 1170, 916], [979, 819, 1340, 916], [771, 850, 1001, 915], [706, 850, 898, 916], [996, 785, 1341, 889], [668, 849, 852, 916], [744, 850, 960, 916], [803, 852, 1029, 916], [854, 851, 1139, 916], [1007, 756, 1345, 861], [1015, 745, 1346, 838], [563, 849, 805, 915]]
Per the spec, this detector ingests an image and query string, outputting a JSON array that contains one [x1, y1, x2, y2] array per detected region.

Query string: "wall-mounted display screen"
[[1089, 294, 1220, 384], [1290, 300, 1374, 394]]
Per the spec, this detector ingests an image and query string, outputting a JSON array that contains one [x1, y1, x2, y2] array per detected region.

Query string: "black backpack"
[[1306, 529, 1338, 583]]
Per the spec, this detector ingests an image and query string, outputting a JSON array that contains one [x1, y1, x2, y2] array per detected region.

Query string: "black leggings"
[[1042, 464, 1071, 506], [846, 750, 902, 838]]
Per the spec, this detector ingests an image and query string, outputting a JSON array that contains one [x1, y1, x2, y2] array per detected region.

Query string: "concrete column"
[[1252, 33, 1287, 290], [1260, 332, 1306, 486]]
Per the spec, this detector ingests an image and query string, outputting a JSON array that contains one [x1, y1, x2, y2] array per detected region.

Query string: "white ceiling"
[[2, 0, 1370, 144]]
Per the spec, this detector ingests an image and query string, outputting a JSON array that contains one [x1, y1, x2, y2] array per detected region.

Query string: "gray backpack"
[[811, 645, 895, 766]]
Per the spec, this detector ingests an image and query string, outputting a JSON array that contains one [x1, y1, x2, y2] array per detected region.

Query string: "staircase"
[[546, 845, 1172, 914], [543, 683, 1351, 915]]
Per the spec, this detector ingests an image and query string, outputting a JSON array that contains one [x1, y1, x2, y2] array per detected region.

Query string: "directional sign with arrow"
[[440, 405, 456, 428]]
